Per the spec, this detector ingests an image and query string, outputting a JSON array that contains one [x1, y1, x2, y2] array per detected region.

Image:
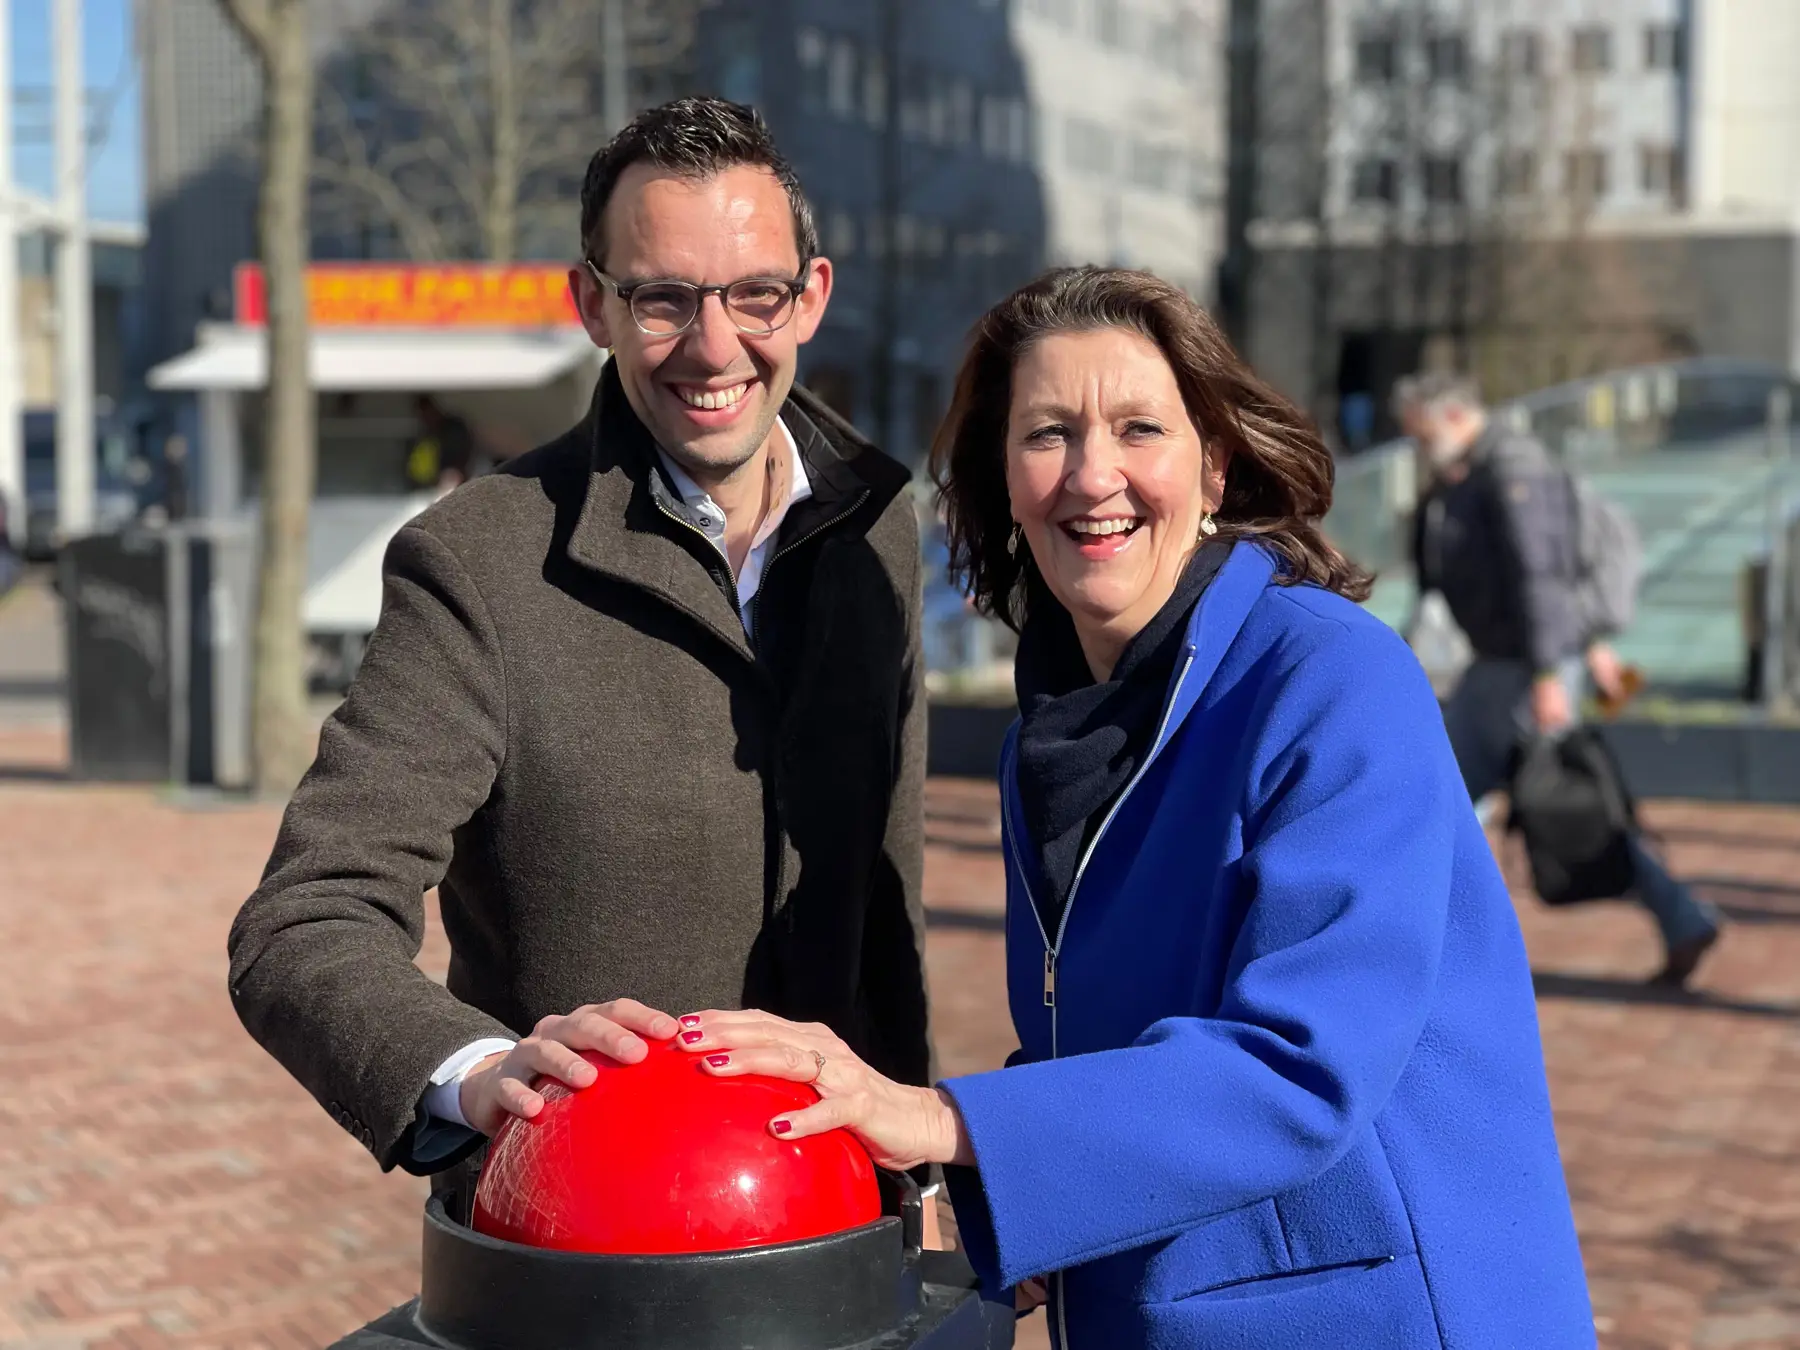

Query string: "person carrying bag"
[[1397, 371, 1723, 986]]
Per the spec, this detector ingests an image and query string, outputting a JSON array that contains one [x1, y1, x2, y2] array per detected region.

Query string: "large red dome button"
[[471, 1039, 882, 1254]]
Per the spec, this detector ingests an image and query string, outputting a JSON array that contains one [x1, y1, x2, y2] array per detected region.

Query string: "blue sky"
[[9, 0, 142, 225]]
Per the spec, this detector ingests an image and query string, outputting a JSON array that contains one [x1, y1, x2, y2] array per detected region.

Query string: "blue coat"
[[942, 543, 1594, 1349]]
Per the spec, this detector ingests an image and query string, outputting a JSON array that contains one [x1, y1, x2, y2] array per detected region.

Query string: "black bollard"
[[330, 1181, 1013, 1350]]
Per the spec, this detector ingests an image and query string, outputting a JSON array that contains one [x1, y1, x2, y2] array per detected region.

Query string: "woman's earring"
[[1199, 514, 1219, 539], [1007, 523, 1023, 558]]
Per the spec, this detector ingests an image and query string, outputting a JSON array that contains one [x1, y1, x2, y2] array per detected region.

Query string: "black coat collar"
[[565, 360, 910, 655]]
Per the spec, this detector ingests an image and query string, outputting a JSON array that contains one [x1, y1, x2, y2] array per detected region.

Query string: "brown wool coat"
[[227, 363, 931, 1176]]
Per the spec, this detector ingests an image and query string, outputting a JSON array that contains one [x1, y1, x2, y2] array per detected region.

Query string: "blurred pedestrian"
[[1397, 372, 1722, 986], [228, 96, 938, 1236], [403, 394, 475, 492]]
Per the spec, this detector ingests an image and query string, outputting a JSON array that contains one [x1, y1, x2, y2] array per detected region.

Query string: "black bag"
[[1505, 728, 1639, 906]]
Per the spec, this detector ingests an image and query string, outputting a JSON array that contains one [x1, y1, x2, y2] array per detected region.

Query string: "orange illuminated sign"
[[233, 262, 580, 328]]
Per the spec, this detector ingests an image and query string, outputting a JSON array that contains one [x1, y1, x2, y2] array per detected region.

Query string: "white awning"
[[147, 324, 599, 392]]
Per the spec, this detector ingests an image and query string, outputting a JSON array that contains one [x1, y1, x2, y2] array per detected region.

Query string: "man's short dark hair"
[[579, 97, 819, 271]]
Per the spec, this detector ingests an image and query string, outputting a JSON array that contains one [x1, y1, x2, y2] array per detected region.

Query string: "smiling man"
[[227, 99, 935, 1219]]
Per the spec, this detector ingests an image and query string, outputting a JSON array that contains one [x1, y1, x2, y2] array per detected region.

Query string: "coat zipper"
[[653, 483, 870, 934], [651, 497, 744, 623], [1001, 646, 1199, 1350]]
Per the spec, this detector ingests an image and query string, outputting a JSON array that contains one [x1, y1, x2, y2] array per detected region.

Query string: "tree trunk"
[[225, 0, 318, 795], [486, 0, 519, 264]]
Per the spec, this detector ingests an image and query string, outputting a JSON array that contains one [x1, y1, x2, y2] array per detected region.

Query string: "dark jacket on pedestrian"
[[1413, 423, 1585, 671], [227, 361, 931, 1179]]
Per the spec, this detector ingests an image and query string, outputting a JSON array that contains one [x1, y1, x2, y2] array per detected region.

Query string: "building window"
[[1565, 148, 1609, 199], [1351, 157, 1399, 204], [1497, 148, 1537, 197], [862, 53, 887, 128], [1066, 116, 1115, 177], [827, 37, 858, 119], [1571, 26, 1612, 74], [1189, 153, 1220, 206], [1645, 23, 1684, 71], [1354, 31, 1398, 84], [1500, 29, 1541, 77], [947, 80, 975, 148], [1422, 156, 1463, 205], [1128, 139, 1176, 192], [899, 67, 928, 140], [796, 28, 827, 115], [827, 211, 857, 258], [1639, 143, 1684, 196], [981, 96, 1029, 163], [1426, 33, 1467, 82], [1094, 0, 1124, 48], [924, 79, 951, 144]]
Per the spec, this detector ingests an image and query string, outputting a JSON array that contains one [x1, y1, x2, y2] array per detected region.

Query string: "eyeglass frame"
[[581, 258, 814, 337]]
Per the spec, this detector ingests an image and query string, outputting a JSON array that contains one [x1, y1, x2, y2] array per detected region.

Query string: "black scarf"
[[1013, 542, 1231, 940]]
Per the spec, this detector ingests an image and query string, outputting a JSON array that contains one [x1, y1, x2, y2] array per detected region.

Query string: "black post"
[[1217, 0, 1261, 350], [870, 0, 904, 452]]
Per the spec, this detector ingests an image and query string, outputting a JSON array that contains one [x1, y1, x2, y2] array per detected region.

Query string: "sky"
[[8, 0, 143, 226]]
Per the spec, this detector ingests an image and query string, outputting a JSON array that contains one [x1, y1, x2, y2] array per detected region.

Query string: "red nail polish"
[[681, 1030, 703, 1044], [706, 1054, 730, 1067], [771, 1120, 792, 1135], [679, 1015, 700, 1028]]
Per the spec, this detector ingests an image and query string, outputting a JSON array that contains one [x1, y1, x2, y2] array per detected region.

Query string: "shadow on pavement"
[[1652, 825, 1800, 856], [923, 831, 1002, 856], [0, 762, 69, 784], [1533, 970, 1800, 1021], [0, 679, 63, 700], [924, 907, 1006, 934]]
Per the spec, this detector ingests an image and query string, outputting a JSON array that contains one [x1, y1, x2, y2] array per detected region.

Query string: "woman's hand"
[[675, 1010, 972, 1172]]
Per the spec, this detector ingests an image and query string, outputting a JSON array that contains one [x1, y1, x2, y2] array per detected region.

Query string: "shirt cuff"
[[422, 1037, 518, 1128]]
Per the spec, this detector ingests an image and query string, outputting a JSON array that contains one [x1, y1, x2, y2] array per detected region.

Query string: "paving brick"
[[7, 721, 1800, 1347]]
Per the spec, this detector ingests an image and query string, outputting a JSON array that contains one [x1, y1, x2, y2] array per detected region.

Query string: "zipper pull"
[[1043, 950, 1056, 1007]]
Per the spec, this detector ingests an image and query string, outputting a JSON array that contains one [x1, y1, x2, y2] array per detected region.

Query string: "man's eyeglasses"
[[584, 260, 811, 337]]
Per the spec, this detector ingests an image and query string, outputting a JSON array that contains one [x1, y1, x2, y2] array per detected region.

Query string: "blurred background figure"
[[404, 395, 476, 493], [1397, 372, 1723, 988]]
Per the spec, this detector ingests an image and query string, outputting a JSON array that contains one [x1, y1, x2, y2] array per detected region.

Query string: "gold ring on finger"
[[810, 1050, 826, 1083]]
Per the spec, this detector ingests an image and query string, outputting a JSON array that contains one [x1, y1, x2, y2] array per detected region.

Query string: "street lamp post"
[[602, 0, 628, 135], [54, 0, 95, 541], [0, 0, 22, 550]]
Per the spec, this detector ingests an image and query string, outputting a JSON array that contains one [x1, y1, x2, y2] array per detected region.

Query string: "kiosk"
[[145, 263, 603, 662]]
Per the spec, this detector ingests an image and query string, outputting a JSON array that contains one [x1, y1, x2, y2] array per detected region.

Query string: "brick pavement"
[[5, 721, 1800, 1348]]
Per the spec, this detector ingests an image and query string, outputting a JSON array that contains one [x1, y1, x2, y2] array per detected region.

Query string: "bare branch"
[[219, 0, 276, 58], [312, 0, 707, 260]]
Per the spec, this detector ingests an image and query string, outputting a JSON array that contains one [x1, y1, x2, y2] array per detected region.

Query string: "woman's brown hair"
[[930, 265, 1372, 628]]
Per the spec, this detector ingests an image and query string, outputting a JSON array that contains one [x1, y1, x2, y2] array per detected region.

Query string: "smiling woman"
[[678, 269, 1600, 1346]]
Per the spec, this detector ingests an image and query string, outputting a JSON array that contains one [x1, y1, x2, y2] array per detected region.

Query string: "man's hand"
[[459, 999, 678, 1136], [1530, 672, 1574, 734]]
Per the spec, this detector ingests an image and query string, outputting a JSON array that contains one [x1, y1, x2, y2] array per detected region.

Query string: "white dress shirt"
[[656, 416, 812, 641], [418, 418, 809, 1135]]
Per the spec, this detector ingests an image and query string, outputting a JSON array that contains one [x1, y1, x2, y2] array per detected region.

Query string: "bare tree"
[[313, 0, 709, 263], [220, 0, 318, 794]]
